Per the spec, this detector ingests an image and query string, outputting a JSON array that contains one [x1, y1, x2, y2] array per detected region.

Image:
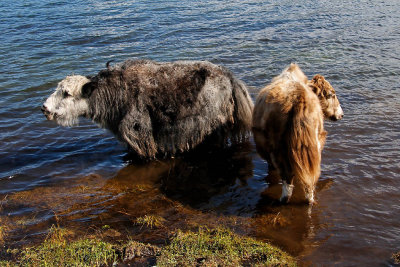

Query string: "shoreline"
[[1, 224, 296, 266]]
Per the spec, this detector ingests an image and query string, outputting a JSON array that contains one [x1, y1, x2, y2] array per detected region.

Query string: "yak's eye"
[[63, 91, 71, 98], [326, 93, 335, 99]]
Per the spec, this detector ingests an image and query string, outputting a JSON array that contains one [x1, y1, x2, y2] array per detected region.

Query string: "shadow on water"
[[158, 143, 255, 212], [0, 141, 331, 259]]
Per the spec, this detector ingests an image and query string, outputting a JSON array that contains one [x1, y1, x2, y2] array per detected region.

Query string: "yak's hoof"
[[280, 196, 289, 204]]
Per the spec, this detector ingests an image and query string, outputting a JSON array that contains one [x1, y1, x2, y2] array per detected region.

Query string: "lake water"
[[1, 0, 400, 265]]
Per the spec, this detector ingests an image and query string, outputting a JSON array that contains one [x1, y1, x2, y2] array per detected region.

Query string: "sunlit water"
[[1, 0, 400, 265]]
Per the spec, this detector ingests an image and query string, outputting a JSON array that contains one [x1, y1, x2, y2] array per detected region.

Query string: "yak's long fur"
[[42, 59, 253, 158]]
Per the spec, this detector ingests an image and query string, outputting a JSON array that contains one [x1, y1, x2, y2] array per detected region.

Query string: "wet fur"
[[43, 59, 253, 159], [252, 64, 342, 203]]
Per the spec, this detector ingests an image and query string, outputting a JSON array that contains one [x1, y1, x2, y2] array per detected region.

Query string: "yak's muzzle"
[[41, 105, 55, 120]]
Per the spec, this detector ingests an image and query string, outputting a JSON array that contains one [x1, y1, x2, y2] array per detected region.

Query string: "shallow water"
[[1, 0, 400, 265]]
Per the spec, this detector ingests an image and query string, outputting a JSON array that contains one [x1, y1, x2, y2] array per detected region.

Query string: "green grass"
[[16, 226, 118, 267], [157, 227, 297, 267], [20, 239, 117, 267], [1, 225, 296, 266]]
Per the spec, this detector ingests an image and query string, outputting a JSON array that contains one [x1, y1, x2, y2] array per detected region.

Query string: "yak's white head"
[[42, 75, 91, 126]]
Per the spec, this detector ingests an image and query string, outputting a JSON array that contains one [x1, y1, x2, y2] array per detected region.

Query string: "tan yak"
[[252, 63, 343, 204]]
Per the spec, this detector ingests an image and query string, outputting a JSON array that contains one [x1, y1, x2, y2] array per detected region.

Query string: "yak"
[[252, 63, 343, 204], [42, 59, 254, 158]]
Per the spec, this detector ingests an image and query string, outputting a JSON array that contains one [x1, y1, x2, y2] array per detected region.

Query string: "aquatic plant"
[[135, 215, 166, 229]]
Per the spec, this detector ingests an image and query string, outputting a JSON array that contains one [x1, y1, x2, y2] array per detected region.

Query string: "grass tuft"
[[0, 218, 8, 246], [18, 225, 118, 267], [157, 227, 297, 267], [0, 260, 15, 267], [135, 215, 166, 229], [0, 226, 6, 245], [123, 240, 161, 263], [0, 196, 8, 245]]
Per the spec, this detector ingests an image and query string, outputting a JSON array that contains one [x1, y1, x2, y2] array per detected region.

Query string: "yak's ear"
[[309, 74, 324, 96], [81, 80, 96, 98]]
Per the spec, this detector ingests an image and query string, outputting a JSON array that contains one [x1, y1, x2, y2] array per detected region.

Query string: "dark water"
[[1, 0, 400, 265]]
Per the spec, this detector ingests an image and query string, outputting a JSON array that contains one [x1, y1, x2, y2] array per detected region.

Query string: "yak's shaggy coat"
[[42, 59, 253, 158], [252, 64, 343, 204]]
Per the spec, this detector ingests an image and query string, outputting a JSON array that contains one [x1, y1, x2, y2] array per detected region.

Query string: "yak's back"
[[253, 64, 309, 133], [91, 59, 253, 158]]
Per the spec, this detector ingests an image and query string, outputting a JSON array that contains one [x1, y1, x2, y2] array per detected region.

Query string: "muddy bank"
[[0, 144, 322, 265]]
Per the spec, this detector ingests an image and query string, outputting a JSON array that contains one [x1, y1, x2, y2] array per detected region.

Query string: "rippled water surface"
[[1, 0, 400, 265]]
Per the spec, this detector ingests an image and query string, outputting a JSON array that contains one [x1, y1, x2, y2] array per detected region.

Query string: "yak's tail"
[[284, 91, 323, 201], [229, 75, 254, 142]]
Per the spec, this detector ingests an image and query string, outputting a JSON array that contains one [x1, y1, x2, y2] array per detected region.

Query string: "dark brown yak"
[[42, 59, 253, 158]]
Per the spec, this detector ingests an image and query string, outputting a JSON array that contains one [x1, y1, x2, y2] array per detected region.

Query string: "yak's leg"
[[280, 180, 294, 203], [263, 152, 281, 184], [305, 186, 315, 205], [279, 161, 294, 203]]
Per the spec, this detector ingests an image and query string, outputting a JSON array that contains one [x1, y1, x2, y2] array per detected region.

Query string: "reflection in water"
[[254, 177, 334, 256], [0, 142, 328, 260]]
